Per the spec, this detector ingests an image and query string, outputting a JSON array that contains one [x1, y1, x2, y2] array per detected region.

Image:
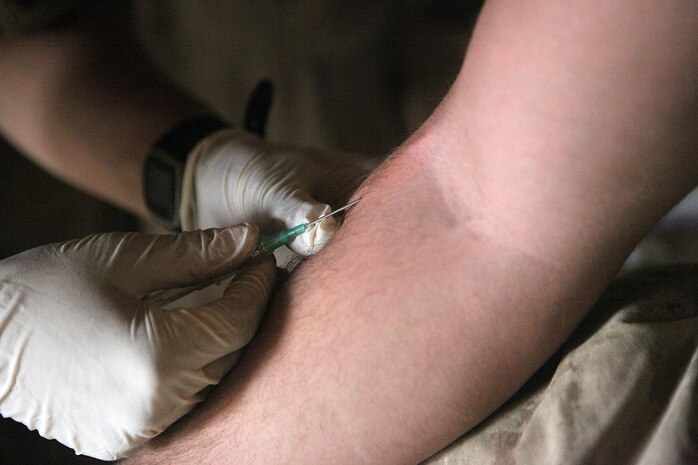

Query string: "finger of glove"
[[178, 257, 276, 363], [193, 130, 273, 230], [116, 224, 260, 294], [271, 192, 339, 256], [201, 351, 242, 382]]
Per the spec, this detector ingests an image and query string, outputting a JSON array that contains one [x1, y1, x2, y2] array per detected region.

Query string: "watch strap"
[[143, 114, 230, 230]]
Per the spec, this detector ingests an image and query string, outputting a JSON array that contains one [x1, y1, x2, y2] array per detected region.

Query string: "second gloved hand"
[[181, 129, 376, 255], [0, 225, 275, 460]]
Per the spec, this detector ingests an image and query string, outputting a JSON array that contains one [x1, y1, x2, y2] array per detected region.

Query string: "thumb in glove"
[[0, 224, 276, 459]]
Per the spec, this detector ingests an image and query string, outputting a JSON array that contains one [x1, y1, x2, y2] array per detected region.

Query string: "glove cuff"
[[144, 114, 230, 231], [180, 127, 252, 231]]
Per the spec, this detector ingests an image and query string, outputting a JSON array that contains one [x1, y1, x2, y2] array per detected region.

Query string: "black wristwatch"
[[144, 80, 274, 230], [143, 114, 230, 230]]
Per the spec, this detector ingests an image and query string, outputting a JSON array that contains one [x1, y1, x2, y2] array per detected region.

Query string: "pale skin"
[[1, 0, 696, 463], [120, 1, 698, 464]]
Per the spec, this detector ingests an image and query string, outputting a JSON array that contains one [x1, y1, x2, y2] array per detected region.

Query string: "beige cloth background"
[[132, 0, 476, 155], [423, 267, 698, 464]]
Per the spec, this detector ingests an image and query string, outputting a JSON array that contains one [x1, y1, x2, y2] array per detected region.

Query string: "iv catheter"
[[255, 198, 360, 254], [149, 198, 360, 305]]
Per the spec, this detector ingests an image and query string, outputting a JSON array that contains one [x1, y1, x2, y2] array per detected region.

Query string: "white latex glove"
[[180, 128, 376, 255], [0, 225, 275, 460]]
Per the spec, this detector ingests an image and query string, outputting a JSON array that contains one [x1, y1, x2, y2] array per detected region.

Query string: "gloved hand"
[[180, 128, 377, 255], [0, 225, 275, 460]]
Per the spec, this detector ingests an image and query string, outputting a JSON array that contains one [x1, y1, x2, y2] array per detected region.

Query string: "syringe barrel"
[[256, 223, 307, 254]]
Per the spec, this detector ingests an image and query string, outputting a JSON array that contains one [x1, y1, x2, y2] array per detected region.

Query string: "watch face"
[[144, 153, 180, 227], [144, 114, 230, 230]]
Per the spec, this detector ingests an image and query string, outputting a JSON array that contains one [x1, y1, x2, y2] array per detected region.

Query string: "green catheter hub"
[[150, 198, 361, 305], [255, 198, 361, 254]]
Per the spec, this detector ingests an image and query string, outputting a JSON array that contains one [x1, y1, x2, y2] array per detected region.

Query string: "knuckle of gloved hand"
[[34, 233, 114, 276], [252, 262, 277, 296], [107, 350, 177, 438], [205, 228, 254, 264], [205, 305, 257, 348], [252, 150, 300, 185], [119, 346, 160, 400], [221, 223, 257, 247]]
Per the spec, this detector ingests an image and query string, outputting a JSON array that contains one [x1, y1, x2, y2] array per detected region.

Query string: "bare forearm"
[[128, 1, 698, 463], [0, 10, 207, 217]]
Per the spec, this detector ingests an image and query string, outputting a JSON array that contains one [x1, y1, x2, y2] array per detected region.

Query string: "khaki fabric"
[[424, 267, 698, 465]]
